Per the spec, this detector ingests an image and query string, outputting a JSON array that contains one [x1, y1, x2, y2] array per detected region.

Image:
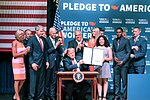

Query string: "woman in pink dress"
[[12, 29, 30, 100]]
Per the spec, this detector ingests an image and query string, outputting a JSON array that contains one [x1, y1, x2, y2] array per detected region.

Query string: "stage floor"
[[0, 93, 114, 100]]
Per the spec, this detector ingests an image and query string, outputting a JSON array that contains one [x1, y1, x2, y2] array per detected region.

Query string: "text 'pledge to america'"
[[62, 3, 150, 12]]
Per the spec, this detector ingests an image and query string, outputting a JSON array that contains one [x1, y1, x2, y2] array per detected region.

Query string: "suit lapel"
[[116, 37, 124, 51], [114, 39, 119, 51], [135, 36, 140, 45], [74, 39, 78, 47], [48, 37, 54, 48]]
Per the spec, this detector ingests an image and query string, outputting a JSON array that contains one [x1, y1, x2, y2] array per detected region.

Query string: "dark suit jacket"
[[68, 39, 87, 57], [129, 36, 147, 66], [23, 38, 30, 69], [46, 36, 63, 69], [112, 36, 131, 67], [27, 35, 48, 68], [63, 56, 88, 71]]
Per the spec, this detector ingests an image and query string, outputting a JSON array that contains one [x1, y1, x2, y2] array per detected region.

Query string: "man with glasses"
[[68, 30, 87, 57]]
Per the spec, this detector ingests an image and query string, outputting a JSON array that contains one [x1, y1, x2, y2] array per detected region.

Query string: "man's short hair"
[[134, 27, 141, 32], [67, 48, 75, 54], [99, 27, 105, 32], [35, 25, 44, 31], [115, 27, 123, 32]]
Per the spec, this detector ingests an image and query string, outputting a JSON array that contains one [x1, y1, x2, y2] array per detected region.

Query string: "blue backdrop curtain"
[[0, 52, 14, 94]]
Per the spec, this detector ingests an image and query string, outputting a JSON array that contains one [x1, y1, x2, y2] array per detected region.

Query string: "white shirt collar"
[[76, 39, 83, 44], [35, 34, 41, 41], [135, 35, 140, 40]]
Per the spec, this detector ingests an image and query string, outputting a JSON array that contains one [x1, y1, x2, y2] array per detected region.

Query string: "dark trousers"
[[113, 66, 128, 99], [21, 66, 30, 99], [45, 64, 57, 99], [128, 65, 145, 74], [21, 56, 30, 99], [28, 66, 45, 100], [64, 80, 90, 100]]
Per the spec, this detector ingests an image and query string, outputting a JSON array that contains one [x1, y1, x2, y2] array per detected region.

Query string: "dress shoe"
[[12, 98, 16, 100], [112, 98, 120, 100], [122, 98, 126, 100], [45, 97, 50, 100], [50, 97, 55, 100], [13, 95, 16, 100]]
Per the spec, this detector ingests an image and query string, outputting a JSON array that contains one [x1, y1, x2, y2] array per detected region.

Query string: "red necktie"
[[134, 38, 136, 44], [39, 38, 43, 51]]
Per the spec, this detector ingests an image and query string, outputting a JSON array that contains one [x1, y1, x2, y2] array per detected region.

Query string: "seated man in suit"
[[63, 48, 90, 100]]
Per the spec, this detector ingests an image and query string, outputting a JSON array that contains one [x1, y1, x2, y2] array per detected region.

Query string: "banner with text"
[[59, 0, 150, 65], [58, 0, 150, 91]]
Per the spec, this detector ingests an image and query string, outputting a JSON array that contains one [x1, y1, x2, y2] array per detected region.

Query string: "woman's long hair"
[[96, 35, 110, 47]]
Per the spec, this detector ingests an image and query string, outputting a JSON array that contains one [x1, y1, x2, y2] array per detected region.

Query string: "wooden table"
[[56, 71, 98, 100]]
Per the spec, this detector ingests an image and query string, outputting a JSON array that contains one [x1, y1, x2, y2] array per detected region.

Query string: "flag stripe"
[[0, 22, 47, 26], [4, 0, 47, 2], [0, 1, 47, 6], [0, 39, 14, 43], [0, 14, 47, 18], [0, 43, 12, 48], [0, 18, 46, 23], [0, 31, 34, 35], [0, 6, 47, 10], [0, 10, 47, 14], [53, 7, 65, 45], [0, 26, 47, 31], [0, 48, 12, 52], [0, 35, 15, 39]]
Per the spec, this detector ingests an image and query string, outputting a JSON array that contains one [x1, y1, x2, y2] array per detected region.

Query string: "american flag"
[[53, 6, 64, 45], [0, 0, 47, 52]]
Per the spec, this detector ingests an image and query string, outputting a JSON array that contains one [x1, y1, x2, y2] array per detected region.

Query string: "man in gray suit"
[[27, 25, 49, 100], [129, 27, 147, 74], [112, 27, 131, 100]]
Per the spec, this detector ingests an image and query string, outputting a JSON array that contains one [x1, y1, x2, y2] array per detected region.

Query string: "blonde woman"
[[12, 29, 30, 100]]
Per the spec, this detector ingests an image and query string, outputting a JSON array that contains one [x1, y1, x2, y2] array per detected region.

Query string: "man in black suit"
[[22, 29, 32, 100], [45, 27, 64, 100], [68, 30, 87, 57], [27, 25, 49, 100], [112, 27, 131, 100], [63, 48, 90, 100]]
